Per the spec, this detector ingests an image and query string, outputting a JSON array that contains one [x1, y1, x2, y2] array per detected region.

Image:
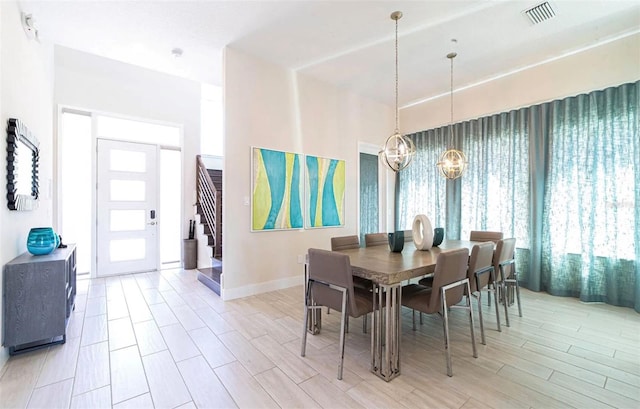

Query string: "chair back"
[[428, 248, 470, 313], [364, 232, 387, 247], [494, 238, 516, 280], [470, 230, 503, 243], [331, 235, 360, 251], [468, 242, 495, 293], [307, 248, 364, 317]]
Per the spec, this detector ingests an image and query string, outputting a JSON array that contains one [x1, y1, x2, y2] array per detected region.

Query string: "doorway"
[[96, 139, 158, 276], [58, 110, 182, 277]]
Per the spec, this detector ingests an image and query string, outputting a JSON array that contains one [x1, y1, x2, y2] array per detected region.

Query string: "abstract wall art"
[[305, 155, 345, 228], [252, 147, 304, 231]]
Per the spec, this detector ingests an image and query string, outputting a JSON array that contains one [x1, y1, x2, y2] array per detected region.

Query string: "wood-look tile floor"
[[1, 268, 639, 408]]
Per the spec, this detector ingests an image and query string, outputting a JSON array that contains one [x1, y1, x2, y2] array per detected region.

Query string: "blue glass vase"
[[26, 227, 58, 255]]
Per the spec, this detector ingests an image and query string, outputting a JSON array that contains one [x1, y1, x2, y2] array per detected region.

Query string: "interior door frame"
[[55, 105, 184, 278], [357, 142, 387, 235]]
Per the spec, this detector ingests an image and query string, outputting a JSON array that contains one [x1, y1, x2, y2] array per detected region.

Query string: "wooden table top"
[[336, 240, 478, 286]]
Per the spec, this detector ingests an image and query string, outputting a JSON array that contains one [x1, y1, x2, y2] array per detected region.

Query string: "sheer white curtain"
[[398, 81, 639, 311], [460, 111, 531, 247], [397, 128, 448, 231], [542, 82, 639, 308]]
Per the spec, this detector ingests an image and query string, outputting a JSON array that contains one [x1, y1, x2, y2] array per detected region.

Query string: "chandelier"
[[380, 11, 415, 172], [437, 47, 468, 179]]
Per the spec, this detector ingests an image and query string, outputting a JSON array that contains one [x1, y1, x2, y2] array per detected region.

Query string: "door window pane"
[[60, 111, 92, 274], [110, 180, 145, 201], [110, 150, 146, 172], [110, 210, 146, 231], [110, 239, 145, 262], [160, 149, 181, 264]]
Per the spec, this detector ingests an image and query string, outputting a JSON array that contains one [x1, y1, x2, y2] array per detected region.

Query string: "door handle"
[[148, 221, 156, 226]]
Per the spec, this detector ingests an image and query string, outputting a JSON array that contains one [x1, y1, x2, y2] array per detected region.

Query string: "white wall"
[[223, 47, 393, 299], [0, 0, 54, 369], [402, 33, 640, 133], [54, 46, 201, 257]]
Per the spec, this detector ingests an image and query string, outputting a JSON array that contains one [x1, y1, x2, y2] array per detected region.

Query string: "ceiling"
[[18, 0, 640, 107]]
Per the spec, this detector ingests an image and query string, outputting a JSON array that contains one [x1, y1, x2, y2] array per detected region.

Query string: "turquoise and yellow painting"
[[252, 147, 303, 231], [305, 155, 345, 228]]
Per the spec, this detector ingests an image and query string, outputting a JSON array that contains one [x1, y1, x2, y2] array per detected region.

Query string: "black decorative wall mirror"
[[7, 118, 39, 210]]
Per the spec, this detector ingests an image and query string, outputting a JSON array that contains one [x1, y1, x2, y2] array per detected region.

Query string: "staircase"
[[194, 155, 223, 295]]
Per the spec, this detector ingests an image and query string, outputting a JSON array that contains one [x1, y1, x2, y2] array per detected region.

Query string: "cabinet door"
[[4, 262, 66, 346]]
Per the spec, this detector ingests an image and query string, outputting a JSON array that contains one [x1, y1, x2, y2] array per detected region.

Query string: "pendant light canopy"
[[380, 11, 415, 172], [437, 48, 468, 179]]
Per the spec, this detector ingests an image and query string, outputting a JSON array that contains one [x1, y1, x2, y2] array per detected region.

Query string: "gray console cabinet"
[[3, 245, 76, 354]]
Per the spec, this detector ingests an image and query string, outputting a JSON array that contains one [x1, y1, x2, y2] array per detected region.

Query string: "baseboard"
[[222, 274, 303, 300]]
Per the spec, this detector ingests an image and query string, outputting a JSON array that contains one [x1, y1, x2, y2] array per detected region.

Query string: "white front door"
[[96, 139, 159, 276]]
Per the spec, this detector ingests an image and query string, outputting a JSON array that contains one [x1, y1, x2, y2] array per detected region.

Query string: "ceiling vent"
[[524, 2, 556, 25]]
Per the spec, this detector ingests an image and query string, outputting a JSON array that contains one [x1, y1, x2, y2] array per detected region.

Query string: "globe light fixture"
[[437, 48, 468, 179], [380, 11, 415, 172]]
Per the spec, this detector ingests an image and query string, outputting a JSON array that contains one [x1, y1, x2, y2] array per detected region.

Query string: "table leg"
[[371, 283, 401, 381]]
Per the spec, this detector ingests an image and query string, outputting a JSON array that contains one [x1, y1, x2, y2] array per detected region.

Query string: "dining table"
[[335, 239, 479, 381]]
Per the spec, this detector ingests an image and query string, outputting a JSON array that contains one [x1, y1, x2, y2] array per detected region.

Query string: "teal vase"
[[388, 230, 405, 252], [26, 227, 58, 255]]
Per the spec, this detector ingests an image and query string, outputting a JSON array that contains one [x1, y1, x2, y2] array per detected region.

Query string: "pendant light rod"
[[447, 51, 456, 148], [391, 11, 402, 133]]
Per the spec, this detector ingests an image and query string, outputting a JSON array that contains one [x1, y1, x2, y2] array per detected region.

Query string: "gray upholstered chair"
[[493, 238, 521, 327], [469, 230, 502, 306], [467, 242, 500, 344], [301, 248, 374, 380], [469, 230, 503, 243], [364, 232, 387, 247], [330, 235, 373, 333], [331, 235, 373, 290], [401, 248, 477, 376], [330, 235, 360, 251]]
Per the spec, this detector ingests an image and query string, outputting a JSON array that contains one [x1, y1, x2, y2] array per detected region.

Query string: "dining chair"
[[330, 235, 360, 251], [364, 232, 387, 247], [493, 238, 521, 327], [467, 242, 500, 344], [330, 235, 373, 333], [469, 230, 503, 243], [469, 230, 503, 307], [401, 248, 477, 376], [301, 248, 374, 380]]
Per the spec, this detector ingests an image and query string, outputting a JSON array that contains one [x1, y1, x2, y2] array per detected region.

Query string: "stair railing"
[[196, 155, 222, 258]]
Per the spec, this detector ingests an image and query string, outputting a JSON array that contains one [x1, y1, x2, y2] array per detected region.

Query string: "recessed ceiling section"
[[18, 0, 640, 105]]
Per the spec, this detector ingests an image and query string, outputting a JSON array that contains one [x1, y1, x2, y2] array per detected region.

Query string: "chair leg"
[[345, 316, 349, 333], [466, 282, 478, 358], [514, 273, 523, 317], [476, 293, 485, 345], [301, 290, 310, 357], [337, 292, 348, 380], [442, 289, 453, 377], [490, 270, 501, 332], [412, 310, 416, 331], [502, 282, 510, 327], [327, 307, 330, 314], [362, 313, 367, 334]]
